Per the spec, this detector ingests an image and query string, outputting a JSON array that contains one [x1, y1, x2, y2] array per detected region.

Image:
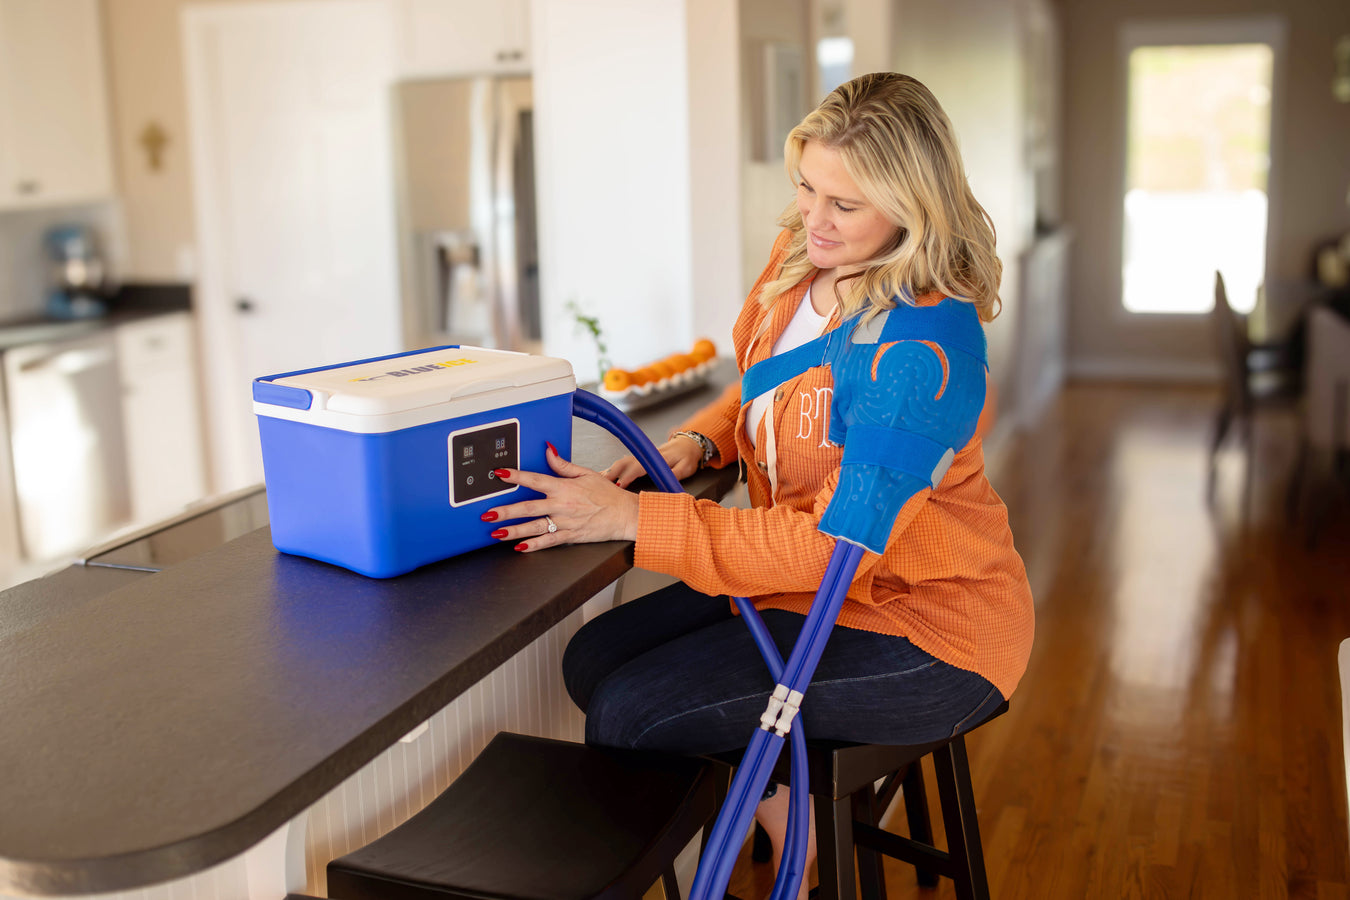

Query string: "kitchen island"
[[0, 371, 739, 900]]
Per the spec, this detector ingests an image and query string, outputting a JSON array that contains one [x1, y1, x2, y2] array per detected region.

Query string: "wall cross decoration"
[[139, 121, 169, 171]]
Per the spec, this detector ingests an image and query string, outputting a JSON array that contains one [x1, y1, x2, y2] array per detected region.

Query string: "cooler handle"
[[253, 380, 314, 410]]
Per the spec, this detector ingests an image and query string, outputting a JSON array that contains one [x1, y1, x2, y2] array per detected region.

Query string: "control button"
[[466, 476, 475, 485], [488, 470, 496, 480]]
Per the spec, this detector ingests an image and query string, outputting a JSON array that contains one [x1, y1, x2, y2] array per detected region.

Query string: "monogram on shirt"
[[796, 386, 834, 448]]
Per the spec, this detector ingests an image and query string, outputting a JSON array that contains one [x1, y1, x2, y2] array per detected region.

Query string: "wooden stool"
[[326, 732, 725, 900], [797, 700, 1007, 900]]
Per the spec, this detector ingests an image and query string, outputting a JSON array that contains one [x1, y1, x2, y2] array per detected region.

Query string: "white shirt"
[[746, 286, 831, 448]]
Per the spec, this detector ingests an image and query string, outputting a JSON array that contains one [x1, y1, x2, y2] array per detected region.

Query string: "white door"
[[184, 1, 402, 491]]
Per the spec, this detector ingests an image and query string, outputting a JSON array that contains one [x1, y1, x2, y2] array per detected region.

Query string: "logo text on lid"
[[350, 358, 477, 382]]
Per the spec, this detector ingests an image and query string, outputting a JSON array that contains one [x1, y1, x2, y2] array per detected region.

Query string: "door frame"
[[1113, 14, 1289, 325]]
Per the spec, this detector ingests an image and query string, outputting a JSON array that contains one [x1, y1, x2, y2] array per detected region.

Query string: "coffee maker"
[[44, 224, 109, 319]]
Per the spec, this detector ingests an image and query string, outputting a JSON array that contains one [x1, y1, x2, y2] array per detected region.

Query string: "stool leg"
[[901, 762, 939, 887], [752, 821, 774, 862], [932, 738, 991, 900], [700, 762, 734, 857], [661, 866, 681, 899], [813, 792, 856, 900], [853, 786, 888, 900]]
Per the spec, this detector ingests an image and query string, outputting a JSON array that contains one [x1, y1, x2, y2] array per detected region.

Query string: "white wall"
[[738, 0, 810, 294], [686, 0, 745, 352], [893, 0, 1035, 417], [844, 0, 893, 76], [532, 0, 743, 382]]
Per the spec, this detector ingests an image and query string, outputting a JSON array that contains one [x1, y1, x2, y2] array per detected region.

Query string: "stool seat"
[[326, 732, 723, 900]]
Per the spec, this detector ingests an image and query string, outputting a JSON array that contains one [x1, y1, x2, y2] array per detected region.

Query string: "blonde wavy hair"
[[757, 72, 1003, 323]]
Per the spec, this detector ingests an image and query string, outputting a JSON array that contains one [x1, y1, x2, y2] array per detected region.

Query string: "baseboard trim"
[[1067, 358, 1221, 384]]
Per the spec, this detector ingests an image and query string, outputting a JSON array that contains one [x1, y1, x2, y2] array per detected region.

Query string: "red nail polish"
[[491, 529, 508, 539], [514, 542, 528, 552], [480, 510, 498, 522], [546, 440, 558, 456], [494, 469, 511, 479]]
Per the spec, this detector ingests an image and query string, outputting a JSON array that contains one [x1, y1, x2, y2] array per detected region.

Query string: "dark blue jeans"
[[562, 580, 1004, 756]]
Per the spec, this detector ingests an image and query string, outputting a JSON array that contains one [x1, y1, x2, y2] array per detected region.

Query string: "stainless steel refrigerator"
[[395, 74, 540, 353]]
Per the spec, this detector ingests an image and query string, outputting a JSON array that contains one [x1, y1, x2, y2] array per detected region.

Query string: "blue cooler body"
[[253, 346, 576, 578]]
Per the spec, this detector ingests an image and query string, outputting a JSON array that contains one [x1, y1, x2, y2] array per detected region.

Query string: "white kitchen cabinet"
[[0, 0, 115, 210], [394, 0, 530, 79], [115, 313, 207, 526]]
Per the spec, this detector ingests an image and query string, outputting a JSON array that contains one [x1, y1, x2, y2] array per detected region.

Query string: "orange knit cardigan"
[[634, 231, 1034, 698]]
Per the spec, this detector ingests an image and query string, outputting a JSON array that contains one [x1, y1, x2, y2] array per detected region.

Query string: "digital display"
[[448, 420, 519, 506]]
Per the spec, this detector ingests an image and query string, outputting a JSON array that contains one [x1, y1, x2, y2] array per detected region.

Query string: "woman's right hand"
[[602, 435, 704, 489]]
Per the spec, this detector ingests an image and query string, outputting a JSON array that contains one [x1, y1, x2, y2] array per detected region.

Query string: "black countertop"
[[0, 370, 738, 896], [0, 284, 192, 352]]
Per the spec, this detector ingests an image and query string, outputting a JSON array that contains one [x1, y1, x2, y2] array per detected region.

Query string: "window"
[[816, 36, 853, 97], [1121, 36, 1276, 314]]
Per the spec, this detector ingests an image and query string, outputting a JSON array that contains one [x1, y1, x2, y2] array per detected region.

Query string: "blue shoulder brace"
[[740, 297, 988, 554]]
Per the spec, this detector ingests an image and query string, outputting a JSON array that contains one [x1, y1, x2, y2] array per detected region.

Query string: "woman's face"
[[795, 140, 898, 272]]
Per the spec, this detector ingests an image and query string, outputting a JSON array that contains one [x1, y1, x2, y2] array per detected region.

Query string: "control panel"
[[448, 418, 519, 506]]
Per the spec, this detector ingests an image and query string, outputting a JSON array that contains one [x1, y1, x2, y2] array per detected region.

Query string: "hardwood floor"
[[726, 382, 1350, 899]]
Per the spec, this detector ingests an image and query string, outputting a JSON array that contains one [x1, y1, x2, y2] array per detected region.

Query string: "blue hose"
[[572, 390, 683, 495], [571, 388, 866, 899], [734, 596, 810, 900], [688, 541, 865, 900]]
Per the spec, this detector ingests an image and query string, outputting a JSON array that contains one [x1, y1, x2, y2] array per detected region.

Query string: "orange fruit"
[[691, 338, 716, 361], [632, 367, 658, 386], [603, 368, 633, 392], [650, 361, 676, 380], [662, 354, 691, 374]]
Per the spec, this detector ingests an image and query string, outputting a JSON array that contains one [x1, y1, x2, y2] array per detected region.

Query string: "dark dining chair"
[[1207, 271, 1302, 507]]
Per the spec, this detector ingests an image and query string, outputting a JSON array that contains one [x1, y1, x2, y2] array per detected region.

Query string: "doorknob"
[[236, 297, 256, 313]]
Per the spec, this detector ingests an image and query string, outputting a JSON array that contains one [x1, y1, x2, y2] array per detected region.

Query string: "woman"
[[479, 72, 1034, 892]]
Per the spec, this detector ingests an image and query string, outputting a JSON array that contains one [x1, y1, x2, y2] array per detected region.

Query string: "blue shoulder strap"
[[739, 333, 833, 403], [740, 297, 987, 403]]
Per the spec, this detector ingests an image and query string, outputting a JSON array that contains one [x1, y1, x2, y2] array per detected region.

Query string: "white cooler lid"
[[255, 346, 575, 433]]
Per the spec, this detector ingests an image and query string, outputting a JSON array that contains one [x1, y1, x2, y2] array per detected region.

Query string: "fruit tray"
[[596, 358, 718, 413]]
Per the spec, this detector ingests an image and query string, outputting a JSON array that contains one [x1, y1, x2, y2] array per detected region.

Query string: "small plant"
[[566, 299, 612, 379]]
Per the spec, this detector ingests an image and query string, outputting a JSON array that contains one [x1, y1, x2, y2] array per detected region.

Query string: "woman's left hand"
[[481, 443, 640, 552]]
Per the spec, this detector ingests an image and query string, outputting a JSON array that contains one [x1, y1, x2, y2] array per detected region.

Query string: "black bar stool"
[[326, 702, 1004, 900], [325, 731, 727, 900], [768, 699, 1009, 900]]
